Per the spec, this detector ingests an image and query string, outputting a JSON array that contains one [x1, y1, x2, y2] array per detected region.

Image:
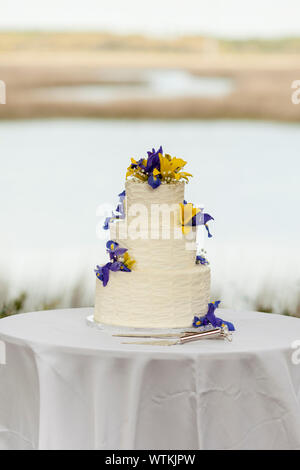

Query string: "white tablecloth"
[[0, 308, 300, 450]]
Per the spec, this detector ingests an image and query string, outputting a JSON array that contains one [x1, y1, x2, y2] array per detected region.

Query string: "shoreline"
[[0, 60, 300, 121]]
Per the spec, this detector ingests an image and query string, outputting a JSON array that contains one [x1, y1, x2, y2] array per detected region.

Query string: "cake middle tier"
[[110, 219, 197, 270], [95, 264, 210, 328]]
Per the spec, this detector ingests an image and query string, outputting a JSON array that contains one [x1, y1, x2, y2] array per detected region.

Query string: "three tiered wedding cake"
[[94, 147, 215, 329]]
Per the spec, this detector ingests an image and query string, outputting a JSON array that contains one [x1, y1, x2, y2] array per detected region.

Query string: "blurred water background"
[[0, 118, 299, 316], [1, 8, 300, 317], [32, 70, 234, 102]]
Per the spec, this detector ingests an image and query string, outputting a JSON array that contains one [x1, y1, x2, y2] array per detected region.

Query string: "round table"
[[0, 308, 300, 450]]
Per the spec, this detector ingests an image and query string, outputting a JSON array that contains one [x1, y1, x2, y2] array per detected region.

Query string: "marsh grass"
[[0, 292, 27, 319], [2, 32, 300, 55], [0, 273, 93, 319], [253, 289, 300, 318], [0, 279, 299, 320]]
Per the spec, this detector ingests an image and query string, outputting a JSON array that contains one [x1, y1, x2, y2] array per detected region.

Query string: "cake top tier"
[[126, 179, 185, 209], [103, 146, 214, 239], [126, 146, 193, 189]]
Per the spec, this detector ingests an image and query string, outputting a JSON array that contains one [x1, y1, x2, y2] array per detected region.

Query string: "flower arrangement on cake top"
[[95, 241, 135, 287], [126, 146, 193, 189]]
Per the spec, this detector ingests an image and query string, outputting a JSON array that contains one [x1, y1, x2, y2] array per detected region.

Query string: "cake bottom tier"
[[94, 266, 210, 328]]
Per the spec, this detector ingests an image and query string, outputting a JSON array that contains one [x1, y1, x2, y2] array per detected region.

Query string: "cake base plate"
[[86, 314, 212, 335]]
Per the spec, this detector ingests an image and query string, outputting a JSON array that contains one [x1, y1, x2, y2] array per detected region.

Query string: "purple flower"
[[203, 213, 213, 224], [205, 301, 222, 326], [130, 158, 146, 171], [191, 211, 214, 226], [130, 147, 163, 190], [103, 217, 111, 230], [106, 240, 118, 252], [205, 224, 213, 238], [119, 263, 131, 272], [203, 214, 214, 238], [185, 206, 214, 238], [146, 146, 162, 173], [193, 316, 203, 328], [148, 173, 161, 189], [95, 240, 134, 287], [193, 301, 235, 331], [106, 240, 128, 260], [103, 190, 126, 230], [109, 261, 122, 272], [94, 264, 111, 287]]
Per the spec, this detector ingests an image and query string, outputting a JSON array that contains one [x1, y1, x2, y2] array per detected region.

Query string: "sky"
[[1, 0, 300, 38]]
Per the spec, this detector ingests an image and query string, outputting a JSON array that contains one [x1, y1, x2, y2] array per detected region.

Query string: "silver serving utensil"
[[122, 327, 232, 345], [114, 331, 198, 339]]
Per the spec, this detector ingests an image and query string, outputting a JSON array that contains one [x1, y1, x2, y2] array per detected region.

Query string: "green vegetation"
[[0, 292, 27, 319], [220, 37, 300, 54], [1, 31, 300, 54], [0, 31, 209, 53], [0, 287, 299, 319]]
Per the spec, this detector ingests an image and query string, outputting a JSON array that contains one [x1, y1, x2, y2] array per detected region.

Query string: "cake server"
[[114, 331, 200, 339], [122, 326, 232, 345]]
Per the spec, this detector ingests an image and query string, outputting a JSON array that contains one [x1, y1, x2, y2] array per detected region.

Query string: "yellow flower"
[[126, 158, 148, 181], [158, 153, 193, 183], [159, 154, 173, 175], [168, 156, 187, 171], [174, 171, 193, 182], [179, 203, 202, 234], [131, 157, 147, 168], [123, 252, 136, 270]]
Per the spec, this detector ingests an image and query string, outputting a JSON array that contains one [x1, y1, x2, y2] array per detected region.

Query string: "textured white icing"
[[126, 179, 184, 230], [126, 179, 185, 210], [110, 219, 197, 271], [95, 265, 210, 328], [94, 180, 211, 328]]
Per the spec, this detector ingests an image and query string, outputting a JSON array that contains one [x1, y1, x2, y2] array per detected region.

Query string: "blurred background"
[[0, 0, 299, 318]]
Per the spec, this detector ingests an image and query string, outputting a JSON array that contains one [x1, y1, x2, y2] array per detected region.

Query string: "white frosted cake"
[[94, 147, 213, 329]]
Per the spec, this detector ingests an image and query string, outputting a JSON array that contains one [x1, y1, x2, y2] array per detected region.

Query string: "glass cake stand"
[[86, 314, 214, 336]]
